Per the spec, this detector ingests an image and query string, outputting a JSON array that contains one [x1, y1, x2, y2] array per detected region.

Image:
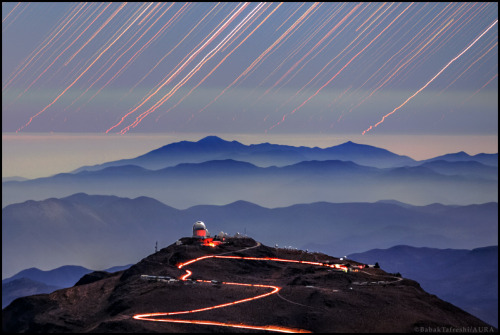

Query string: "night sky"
[[1, 2, 498, 281], [2, 2, 498, 178]]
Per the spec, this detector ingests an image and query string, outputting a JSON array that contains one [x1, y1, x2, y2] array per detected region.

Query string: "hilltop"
[[2, 237, 494, 333]]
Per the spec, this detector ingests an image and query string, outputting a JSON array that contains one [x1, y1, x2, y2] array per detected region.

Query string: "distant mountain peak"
[[335, 140, 360, 147], [198, 135, 226, 142], [449, 151, 470, 157], [334, 141, 381, 150], [197, 135, 244, 147]]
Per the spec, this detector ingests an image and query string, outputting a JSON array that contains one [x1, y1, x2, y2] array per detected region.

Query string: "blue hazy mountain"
[[71, 135, 417, 172], [2, 278, 60, 310], [2, 158, 497, 208], [3, 193, 497, 279], [1, 176, 29, 182], [2, 264, 132, 308], [420, 151, 498, 167], [69, 136, 497, 173], [417, 160, 498, 180], [348, 245, 498, 328], [3, 265, 92, 288]]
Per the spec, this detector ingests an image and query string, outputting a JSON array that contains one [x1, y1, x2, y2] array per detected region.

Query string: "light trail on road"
[[132, 245, 350, 333]]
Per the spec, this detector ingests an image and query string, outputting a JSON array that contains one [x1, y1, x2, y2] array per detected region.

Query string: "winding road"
[[132, 241, 349, 333]]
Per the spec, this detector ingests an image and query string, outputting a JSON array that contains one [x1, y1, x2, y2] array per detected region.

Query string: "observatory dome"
[[193, 221, 206, 230], [193, 221, 208, 238]]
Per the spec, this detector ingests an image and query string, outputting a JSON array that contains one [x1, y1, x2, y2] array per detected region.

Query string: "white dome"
[[193, 221, 206, 230]]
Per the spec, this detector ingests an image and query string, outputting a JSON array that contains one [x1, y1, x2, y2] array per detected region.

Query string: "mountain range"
[[349, 245, 498, 327], [2, 137, 497, 208], [3, 193, 497, 280], [71, 135, 418, 171], [2, 238, 494, 332], [70, 136, 499, 171]]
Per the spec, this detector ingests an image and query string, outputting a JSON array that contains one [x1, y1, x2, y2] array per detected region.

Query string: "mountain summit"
[[2, 237, 494, 333]]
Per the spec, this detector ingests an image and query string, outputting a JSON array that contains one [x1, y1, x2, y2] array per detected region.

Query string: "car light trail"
[[177, 255, 348, 273], [133, 315, 310, 333], [133, 250, 349, 332]]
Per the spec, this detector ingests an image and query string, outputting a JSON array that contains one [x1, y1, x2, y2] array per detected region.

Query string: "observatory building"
[[192, 221, 209, 239], [190, 221, 225, 247]]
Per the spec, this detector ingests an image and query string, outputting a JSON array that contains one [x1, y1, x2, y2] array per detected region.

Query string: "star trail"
[[2, 2, 497, 135]]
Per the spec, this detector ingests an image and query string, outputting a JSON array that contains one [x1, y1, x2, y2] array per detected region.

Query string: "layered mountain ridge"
[[3, 137, 497, 208], [3, 193, 497, 279]]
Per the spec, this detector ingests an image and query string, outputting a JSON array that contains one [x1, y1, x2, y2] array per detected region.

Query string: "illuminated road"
[[132, 242, 349, 333]]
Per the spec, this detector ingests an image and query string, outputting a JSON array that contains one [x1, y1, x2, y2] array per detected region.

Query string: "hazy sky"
[[2, 2, 498, 177]]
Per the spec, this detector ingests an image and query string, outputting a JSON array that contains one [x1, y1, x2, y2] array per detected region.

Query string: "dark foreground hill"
[[2, 265, 132, 309], [2, 238, 494, 333]]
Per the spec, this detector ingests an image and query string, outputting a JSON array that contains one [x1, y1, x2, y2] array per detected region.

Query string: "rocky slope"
[[2, 238, 494, 333]]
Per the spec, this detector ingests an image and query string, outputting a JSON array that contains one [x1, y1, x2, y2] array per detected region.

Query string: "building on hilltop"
[[191, 221, 226, 247], [192, 221, 209, 239]]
